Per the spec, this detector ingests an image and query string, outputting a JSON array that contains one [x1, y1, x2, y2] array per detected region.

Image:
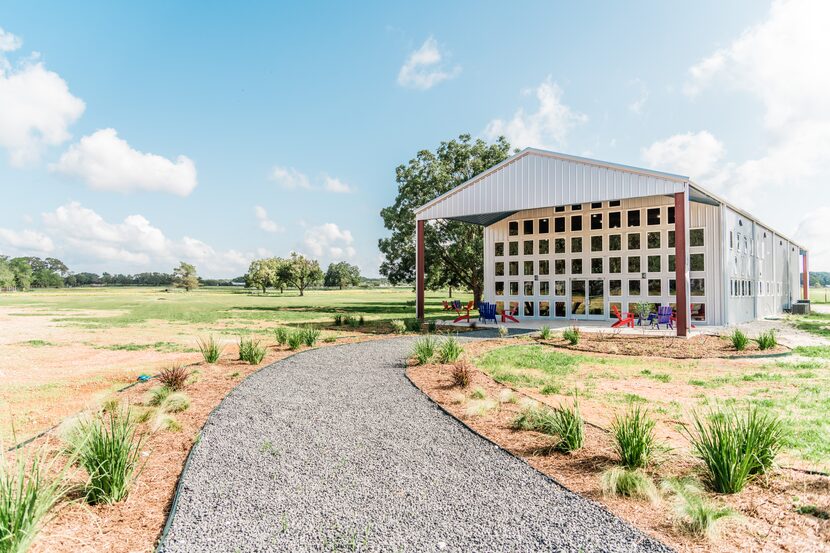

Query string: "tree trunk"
[[340, 284, 343, 290], [473, 285, 483, 308], [448, 286, 453, 298]]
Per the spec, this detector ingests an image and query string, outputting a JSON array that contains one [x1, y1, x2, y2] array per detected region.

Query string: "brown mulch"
[[407, 361, 830, 553], [542, 333, 789, 359], [25, 333, 387, 553]]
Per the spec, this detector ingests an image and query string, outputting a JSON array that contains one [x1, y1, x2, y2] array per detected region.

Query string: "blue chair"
[[480, 302, 498, 324], [478, 301, 489, 322], [653, 305, 674, 330]]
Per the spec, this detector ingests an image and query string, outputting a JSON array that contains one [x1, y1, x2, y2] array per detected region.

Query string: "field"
[[0, 286, 469, 445], [811, 287, 830, 304]]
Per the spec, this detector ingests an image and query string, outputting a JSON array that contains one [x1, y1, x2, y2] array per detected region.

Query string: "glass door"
[[571, 279, 605, 320], [587, 279, 606, 319], [571, 280, 586, 318]]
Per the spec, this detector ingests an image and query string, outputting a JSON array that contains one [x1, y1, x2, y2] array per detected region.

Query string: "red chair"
[[611, 305, 635, 328], [501, 304, 519, 323], [453, 301, 475, 323], [442, 300, 452, 311]]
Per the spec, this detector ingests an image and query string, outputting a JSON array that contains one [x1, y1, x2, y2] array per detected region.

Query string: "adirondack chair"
[[478, 301, 489, 322], [653, 305, 674, 329], [453, 300, 475, 323], [501, 304, 519, 323], [442, 300, 452, 311], [611, 305, 635, 328], [480, 302, 498, 324]]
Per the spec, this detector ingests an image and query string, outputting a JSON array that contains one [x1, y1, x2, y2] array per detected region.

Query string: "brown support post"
[[674, 192, 688, 337], [803, 252, 809, 301], [416, 219, 425, 320]]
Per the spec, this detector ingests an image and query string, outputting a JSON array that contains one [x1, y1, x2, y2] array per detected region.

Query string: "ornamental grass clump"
[[498, 325, 509, 338], [75, 409, 145, 504], [0, 444, 70, 553], [539, 325, 552, 340], [405, 319, 422, 332], [274, 327, 289, 346], [600, 467, 659, 502], [390, 320, 406, 334], [684, 405, 785, 493], [729, 329, 749, 351], [238, 338, 266, 364], [662, 478, 735, 538], [411, 336, 437, 365], [612, 404, 658, 470], [451, 360, 472, 388], [562, 326, 580, 346], [512, 399, 584, 453], [287, 330, 303, 351], [300, 326, 320, 347], [197, 335, 223, 364], [756, 330, 777, 350], [438, 336, 463, 363], [157, 364, 190, 391]]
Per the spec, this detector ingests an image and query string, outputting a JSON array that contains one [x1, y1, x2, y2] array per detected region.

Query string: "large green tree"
[[173, 262, 199, 291], [0, 257, 15, 288], [324, 261, 361, 289], [279, 252, 323, 296], [379, 134, 511, 306]]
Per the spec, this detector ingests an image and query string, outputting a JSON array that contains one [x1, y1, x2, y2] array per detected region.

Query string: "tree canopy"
[[378, 134, 511, 305], [324, 261, 361, 289], [280, 253, 323, 296], [173, 262, 199, 291]]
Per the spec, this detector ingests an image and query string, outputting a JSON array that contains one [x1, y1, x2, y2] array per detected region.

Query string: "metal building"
[[413, 148, 809, 336]]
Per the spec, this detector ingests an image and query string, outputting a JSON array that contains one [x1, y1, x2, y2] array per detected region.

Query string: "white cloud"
[[323, 175, 352, 193], [254, 205, 284, 233], [37, 202, 253, 275], [51, 128, 197, 196], [0, 53, 85, 166], [397, 36, 461, 90], [794, 207, 830, 270], [303, 223, 356, 260], [269, 166, 312, 189], [628, 79, 649, 115], [641, 131, 725, 179], [484, 76, 587, 150], [0, 227, 54, 253], [0, 27, 22, 52]]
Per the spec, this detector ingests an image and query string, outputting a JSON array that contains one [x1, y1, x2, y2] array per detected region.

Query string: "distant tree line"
[[810, 272, 830, 287], [244, 254, 368, 295]]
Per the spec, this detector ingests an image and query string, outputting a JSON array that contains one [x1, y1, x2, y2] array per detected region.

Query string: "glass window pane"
[[648, 255, 661, 272], [539, 239, 549, 254], [648, 279, 661, 296], [668, 255, 675, 272], [509, 241, 518, 256], [524, 281, 534, 295], [495, 262, 504, 276], [523, 220, 534, 235], [628, 210, 641, 227], [495, 242, 504, 256], [554, 238, 565, 253], [524, 261, 534, 275], [628, 233, 641, 250], [691, 278, 705, 296], [509, 221, 518, 236], [555, 205, 565, 213], [690, 229, 704, 247], [524, 301, 534, 316], [539, 260, 550, 275], [690, 253, 705, 271], [555, 260, 566, 274], [628, 256, 641, 273], [609, 257, 622, 273], [609, 212, 621, 228], [554, 217, 565, 232], [571, 215, 582, 232], [647, 208, 661, 225], [647, 232, 661, 249], [509, 261, 518, 275], [540, 281, 550, 295], [629, 280, 641, 295], [591, 236, 602, 252], [524, 240, 533, 255], [509, 281, 519, 295], [610, 280, 622, 296], [571, 259, 583, 274], [591, 258, 603, 273], [691, 303, 705, 321], [667, 206, 675, 224], [590, 213, 602, 230], [668, 230, 675, 248], [571, 237, 583, 253], [539, 301, 550, 317], [539, 218, 549, 233], [669, 279, 676, 295], [588, 280, 604, 315], [555, 301, 566, 317], [554, 280, 566, 295], [609, 234, 622, 251], [495, 282, 505, 296]]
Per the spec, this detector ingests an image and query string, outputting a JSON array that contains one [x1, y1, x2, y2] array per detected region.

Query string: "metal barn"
[[413, 148, 809, 337]]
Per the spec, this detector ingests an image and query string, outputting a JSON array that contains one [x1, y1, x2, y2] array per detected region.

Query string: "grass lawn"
[[809, 287, 830, 304], [476, 342, 830, 469], [792, 312, 830, 339]]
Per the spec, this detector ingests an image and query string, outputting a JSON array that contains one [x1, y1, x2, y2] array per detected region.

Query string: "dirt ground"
[[408, 357, 830, 553]]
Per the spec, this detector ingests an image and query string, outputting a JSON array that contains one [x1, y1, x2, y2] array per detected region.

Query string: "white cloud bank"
[[484, 76, 587, 150], [254, 205, 284, 233], [51, 128, 198, 196], [643, 0, 830, 268], [0, 227, 54, 254], [0, 28, 85, 166], [269, 166, 352, 193], [397, 36, 460, 90], [303, 223, 356, 260]]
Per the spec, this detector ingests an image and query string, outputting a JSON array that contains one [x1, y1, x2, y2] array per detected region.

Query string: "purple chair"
[[653, 305, 674, 330]]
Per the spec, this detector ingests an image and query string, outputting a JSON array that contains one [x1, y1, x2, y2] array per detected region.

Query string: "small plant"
[[470, 386, 487, 400], [101, 398, 119, 414], [438, 336, 463, 363], [512, 399, 584, 453], [612, 404, 658, 469], [562, 326, 580, 345], [157, 365, 190, 391], [600, 467, 659, 502], [498, 389, 518, 404], [152, 413, 181, 433], [0, 445, 70, 553], [539, 383, 561, 395], [300, 326, 320, 347], [411, 336, 437, 365], [427, 320, 437, 333], [635, 301, 654, 321], [684, 405, 785, 493], [729, 328, 749, 351], [75, 409, 145, 504], [239, 338, 266, 364], [333, 314, 343, 326], [538, 325, 552, 340], [390, 319, 406, 334], [451, 360, 472, 388], [287, 331, 303, 350], [147, 385, 171, 407], [197, 335, 223, 363], [274, 327, 289, 346], [323, 336, 337, 343], [405, 318, 422, 332], [796, 504, 830, 520], [662, 478, 734, 538], [756, 330, 777, 350], [498, 325, 509, 338], [358, 315, 365, 326], [163, 392, 190, 413]]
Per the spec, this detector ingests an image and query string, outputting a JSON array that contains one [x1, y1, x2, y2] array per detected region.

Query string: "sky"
[[1, 0, 829, 277]]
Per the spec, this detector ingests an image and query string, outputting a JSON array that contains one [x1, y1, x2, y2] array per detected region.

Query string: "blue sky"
[[1, 0, 828, 276]]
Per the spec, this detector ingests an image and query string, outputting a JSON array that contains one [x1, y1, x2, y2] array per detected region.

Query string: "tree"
[[246, 258, 278, 293], [173, 262, 199, 291], [9, 258, 33, 290], [378, 134, 511, 306], [0, 257, 15, 288], [324, 261, 361, 290], [279, 252, 323, 296]]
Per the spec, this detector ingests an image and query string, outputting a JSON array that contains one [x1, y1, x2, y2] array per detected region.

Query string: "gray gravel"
[[160, 335, 672, 552]]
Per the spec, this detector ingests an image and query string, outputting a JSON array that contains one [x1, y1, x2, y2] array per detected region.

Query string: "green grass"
[[662, 478, 734, 538], [611, 404, 658, 469], [411, 336, 437, 365], [729, 328, 749, 351], [20, 339, 54, 347], [600, 467, 658, 502], [477, 345, 583, 391], [512, 400, 584, 453], [639, 369, 670, 383], [238, 338, 266, 364], [793, 345, 830, 358], [792, 312, 830, 339], [197, 335, 223, 363], [437, 336, 463, 363]]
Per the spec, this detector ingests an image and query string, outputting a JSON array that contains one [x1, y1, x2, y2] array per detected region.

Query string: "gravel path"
[[160, 336, 672, 552]]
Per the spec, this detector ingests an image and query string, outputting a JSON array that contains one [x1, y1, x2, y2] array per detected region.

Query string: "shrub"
[[300, 326, 320, 347], [684, 405, 785, 493], [539, 325, 552, 340], [512, 400, 584, 453], [427, 320, 437, 333], [197, 335, 223, 363], [411, 336, 437, 365], [600, 467, 658, 502], [75, 409, 145, 504], [662, 479, 734, 538], [612, 404, 658, 469], [499, 389, 518, 404], [152, 412, 181, 433], [157, 365, 190, 391], [323, 336, 337, 343], [451, 360, 472, 388], [729, 328, 749, 351], [498, 325, 509, 338], [562, 326, 581, 345], [757, 330, 777, 350], [239, 338, 266, 364], [358, 315, 365, 326], [274, 327, 289, 346], [287, 331, 303, 350], [635, 301, 654, 320], [163, 392, 190, 413], [390, 320, 406, 334], [147, 385, 171, 407], [438, 336, 463, 363], [405, 319, 422, 332], [333, 314, 343, 326], [0, 445, 70, 553], [470, 386, 486, 400]]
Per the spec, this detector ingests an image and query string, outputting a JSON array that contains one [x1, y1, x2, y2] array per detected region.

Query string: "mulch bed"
[[542, 333, 789, 359], [407, 360, 830, 553]]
